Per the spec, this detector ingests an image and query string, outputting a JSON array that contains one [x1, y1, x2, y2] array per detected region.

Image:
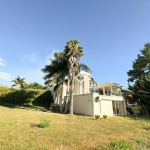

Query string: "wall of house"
[[100, 100, 113, 116], [99, 95, 125, 116], [73, 93, 126, 117], [73, 93, 95, 116], [93, 100, 114, 117], [92, 93, 100, 116]]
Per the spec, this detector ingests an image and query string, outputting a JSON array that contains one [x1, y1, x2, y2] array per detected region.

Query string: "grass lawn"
[[0, 105, 150, 150]]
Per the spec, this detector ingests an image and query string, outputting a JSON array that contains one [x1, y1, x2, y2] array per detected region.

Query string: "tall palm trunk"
[[65, 78, 69, 113], [69, 72, 75, 114], [60, 81, 66, 112], [68, 54, 79, 115]]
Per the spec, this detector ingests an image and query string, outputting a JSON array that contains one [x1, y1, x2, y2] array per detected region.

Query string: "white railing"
[[99, 95, 123, 101]]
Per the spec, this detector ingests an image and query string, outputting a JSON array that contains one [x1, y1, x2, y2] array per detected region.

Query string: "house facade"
[[54, 71, 127, 117]]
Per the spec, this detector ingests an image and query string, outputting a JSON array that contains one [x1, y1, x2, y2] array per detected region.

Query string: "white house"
[[54, 71, 127, 117], [73, 82, 127, 117]]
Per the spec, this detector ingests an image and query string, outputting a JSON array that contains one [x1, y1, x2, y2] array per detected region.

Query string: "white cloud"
[[0, 72, 12, 81], [0, 57, 5, 66], [45, 49, 60, 65]]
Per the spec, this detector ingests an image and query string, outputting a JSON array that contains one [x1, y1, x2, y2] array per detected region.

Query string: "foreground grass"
[[0, 106, 150, 150]]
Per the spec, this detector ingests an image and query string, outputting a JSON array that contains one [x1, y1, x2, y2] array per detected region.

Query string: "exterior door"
[[101, 100, 113, 116]]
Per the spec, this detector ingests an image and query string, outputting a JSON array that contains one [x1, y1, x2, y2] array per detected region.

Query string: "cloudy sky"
[[0, 0, 150, 88]]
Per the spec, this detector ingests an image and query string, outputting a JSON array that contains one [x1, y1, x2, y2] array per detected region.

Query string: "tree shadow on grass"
[[30, 123, 39, 128], [142, 127, 150, 131], [30, 123, 43, 128], [120, 115, 150, 122], [0, 102, 51, 113]]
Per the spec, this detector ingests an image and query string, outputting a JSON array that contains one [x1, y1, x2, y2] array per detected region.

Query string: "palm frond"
[[79, 63, 91, 73]]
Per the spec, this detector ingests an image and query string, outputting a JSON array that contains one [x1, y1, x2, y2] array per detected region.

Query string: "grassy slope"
[[0, 106, 150, 150]]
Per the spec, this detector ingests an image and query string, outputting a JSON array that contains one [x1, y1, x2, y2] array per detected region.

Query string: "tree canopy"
[[41, 40, 91, 87], [11, 76, 26, 89], [127, 42, 150, 114], [42, 39, 92, 114], [128, 43, 150, 82]]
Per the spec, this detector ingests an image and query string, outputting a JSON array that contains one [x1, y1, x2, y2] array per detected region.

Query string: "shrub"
[[110, 140, 137, 150], [39, 117, 51, 128], [33, 90, 54, 107], [132, 105, 141, 115], [103, 115, 107, 119], [95, 115, 100, 119], [50, 103, 60, 111], [0, 86, 54, 107], [141, 106, 149, 115]]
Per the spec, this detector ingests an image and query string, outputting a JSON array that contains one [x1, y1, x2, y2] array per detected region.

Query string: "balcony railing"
[[74, 87, 123, 96]]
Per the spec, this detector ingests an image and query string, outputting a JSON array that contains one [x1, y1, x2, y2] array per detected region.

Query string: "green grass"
[[0, 106, 150, 150]]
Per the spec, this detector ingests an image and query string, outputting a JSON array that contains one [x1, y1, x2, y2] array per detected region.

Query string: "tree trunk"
[[65, 79, 69, 113], [60, 81, 66, 112], [69, 73, 75, 115]]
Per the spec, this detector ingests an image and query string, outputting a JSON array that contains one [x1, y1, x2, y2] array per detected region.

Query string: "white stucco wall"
[[100, 100, 113, 116], [93, 100, 113, 117], [73, 94, 94, 116], [73, 93, 126, 117]]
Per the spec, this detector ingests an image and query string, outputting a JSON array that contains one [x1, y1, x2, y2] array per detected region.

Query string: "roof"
[[98, 82, 122, 88]]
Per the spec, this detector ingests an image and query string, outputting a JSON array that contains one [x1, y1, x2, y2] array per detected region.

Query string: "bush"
[[39, 117, 51, 128], [110, 140, 137, 150], [103, 115, 107, 119], [0, 86, 54, 107], [132, 105, 141, 115], [95, 115, 100, 119], [50, 103, 60, 111], [141, 106, 149, 115]]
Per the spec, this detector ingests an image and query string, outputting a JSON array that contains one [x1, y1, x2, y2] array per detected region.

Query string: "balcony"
[[99, 95, 123, 101]]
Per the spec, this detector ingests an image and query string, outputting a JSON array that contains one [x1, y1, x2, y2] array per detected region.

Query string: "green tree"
[[90, 77, 98, 87], [11, 76, 26, 89], [42, 52, 67, 86], [127, 42, 150, 113], [21, 83, 28, 89], [42, 40, 91, 114], [28, 82, 44, 90], [64, 40, 84, 115]]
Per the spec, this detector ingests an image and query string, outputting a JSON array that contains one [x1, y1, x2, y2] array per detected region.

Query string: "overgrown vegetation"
[[0, 86, 53, 107], [11, 76, 48, 90]]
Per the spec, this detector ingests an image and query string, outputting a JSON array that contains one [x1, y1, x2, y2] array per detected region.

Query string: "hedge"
[[0, 86, 54, 107]]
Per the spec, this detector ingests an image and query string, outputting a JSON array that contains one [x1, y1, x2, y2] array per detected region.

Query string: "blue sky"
[[0, 0, 150, 88]]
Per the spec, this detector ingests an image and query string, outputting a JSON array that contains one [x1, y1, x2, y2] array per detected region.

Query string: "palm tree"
[[21, 83, 28, 89], [42, 52, 68, 110], [42, 40, 91, 114], [64, 40, 84, 115], [90, 77, 98, 87], [11, 76, 26, 89], [28, 82, 43, 90], [42, 52, 68, 86]]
